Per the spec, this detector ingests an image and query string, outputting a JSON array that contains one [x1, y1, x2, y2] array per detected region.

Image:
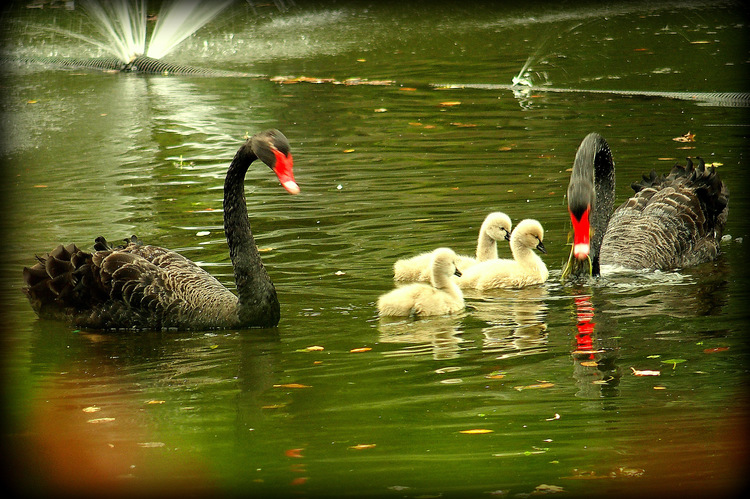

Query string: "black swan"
[[22, 129, 299, 330], [562, 132, 729, 279]]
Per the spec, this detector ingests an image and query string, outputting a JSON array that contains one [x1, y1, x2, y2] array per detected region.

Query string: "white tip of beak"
[[573, 243, 590, 260], [282, 180, 300, 195]]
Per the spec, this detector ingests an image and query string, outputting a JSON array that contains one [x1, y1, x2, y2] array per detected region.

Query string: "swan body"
[[378, 248, 464, 317], [563, 132, 729, 278], [457, 219, 548, 290], [393, 212, 512, 281], [23, 129, 299, 330]]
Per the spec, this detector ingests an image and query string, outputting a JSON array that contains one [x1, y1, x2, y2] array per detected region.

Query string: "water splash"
[[80, 0, 233, 63], [147, 0, 234, 60]]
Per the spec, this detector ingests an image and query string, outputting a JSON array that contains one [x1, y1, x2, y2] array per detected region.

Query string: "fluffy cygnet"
[[456, 219, 548, 290], [378, 248, 464, 317], [393, 212, 512, 281]]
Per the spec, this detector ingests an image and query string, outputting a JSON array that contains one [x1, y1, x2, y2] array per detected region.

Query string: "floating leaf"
[[343, 149, 355, 153], [545, 413, 561, 421], [374, 108, 388, 113], [274, 383, 312, 389], [349, 443, 377, 450], [460, 429, 493, 434], [261, 403, 287, 409], [138, 441, 166, 448], [631, 367, 660, 376], [285, 448, 304, 458], [498, 146, 513, 151], [399, 87, 417, 91], [439, 101, 462, 106], [534, 484, 564, 493], [87, 417, 115, 424], [672, 131, 695, 142], [514, 382, 554, 391], [305, 345, 325, 351], [653, 386, 667, 390], [350, 347, 372, 353], [703, 347, 729, 354], [146, 400, 166, 404], [82, 406, 100, 413], [661, 358, 687, 369]]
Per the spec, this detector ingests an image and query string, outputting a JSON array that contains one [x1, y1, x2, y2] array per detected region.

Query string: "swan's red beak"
[[570, 206, 591, 260], [272, 148, 300, 195]]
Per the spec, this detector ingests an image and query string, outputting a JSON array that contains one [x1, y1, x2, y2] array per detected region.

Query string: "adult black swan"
[[562, 132, 729, 279], [22, 129, 299, 330]]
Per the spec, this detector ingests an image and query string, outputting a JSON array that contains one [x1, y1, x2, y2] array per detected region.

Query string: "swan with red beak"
[[562, 132, 728, 281]]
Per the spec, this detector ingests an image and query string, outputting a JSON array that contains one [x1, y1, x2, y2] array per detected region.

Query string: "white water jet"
[[80, 0, 233, 63]]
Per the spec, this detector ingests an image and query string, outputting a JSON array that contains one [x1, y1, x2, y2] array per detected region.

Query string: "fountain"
[[11, 0, 252, 75]]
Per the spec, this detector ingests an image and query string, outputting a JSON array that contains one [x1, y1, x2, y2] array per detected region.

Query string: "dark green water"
[[1, 2, 749, 497]]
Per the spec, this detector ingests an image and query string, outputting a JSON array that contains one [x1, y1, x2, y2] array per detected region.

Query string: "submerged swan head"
[[511, 219, 547, 254], [249, 129, 300, 194]]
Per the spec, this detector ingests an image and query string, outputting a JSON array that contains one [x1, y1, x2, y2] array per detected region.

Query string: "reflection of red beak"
[[271, 148, 300, 195], [570, 206, 591, 260]]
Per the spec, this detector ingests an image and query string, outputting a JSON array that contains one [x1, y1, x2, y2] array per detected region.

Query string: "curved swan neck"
[[476, 230, 499, 261], [223, 144, 280, 327]]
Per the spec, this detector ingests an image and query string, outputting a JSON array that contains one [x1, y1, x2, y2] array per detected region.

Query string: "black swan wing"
[[23, 237, 239, 329], [599, 159, 729, 270]]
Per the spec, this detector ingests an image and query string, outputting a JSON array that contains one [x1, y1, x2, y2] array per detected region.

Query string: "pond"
[[1, 1, 748, 497]]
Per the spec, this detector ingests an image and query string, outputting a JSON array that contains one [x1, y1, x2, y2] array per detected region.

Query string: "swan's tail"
[[22, 242, 109, 320]]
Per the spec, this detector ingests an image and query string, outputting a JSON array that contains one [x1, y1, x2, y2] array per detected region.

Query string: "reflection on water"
[[469, 286, 549, 358], [2, 1, 749, 497], [379, 315, 466, 360]]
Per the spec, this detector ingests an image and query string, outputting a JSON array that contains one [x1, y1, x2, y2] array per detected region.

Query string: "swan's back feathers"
[[23, 236, 239, 330], [600, 158, 729, 270]]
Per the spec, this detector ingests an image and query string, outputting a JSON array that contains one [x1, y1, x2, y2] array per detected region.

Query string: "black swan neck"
[[223, 144, 280, 327]]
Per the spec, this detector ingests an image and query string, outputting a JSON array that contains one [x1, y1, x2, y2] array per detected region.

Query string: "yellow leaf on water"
[[82, 406, 100, 413], [440, 101, 462, 106], [349, 443, 377, 450], [343, 149, 355, 153], [146, 400, 166, 404], [87, 417, 116, 424], [262, 404, 287, 409], [630, 367, 660, 376], [350, 347, 372, 353], [672, 131, 695, 142], [306, 345, 325, 351], [460, 429, 494, 434], [514, 382, 554, 391], [274, 383, 311, 389]]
